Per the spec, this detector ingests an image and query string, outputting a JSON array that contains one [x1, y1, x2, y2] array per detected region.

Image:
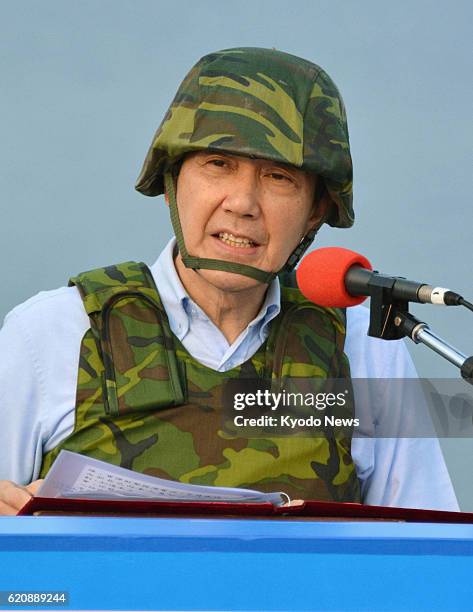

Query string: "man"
[[0, 47, 458, 514]]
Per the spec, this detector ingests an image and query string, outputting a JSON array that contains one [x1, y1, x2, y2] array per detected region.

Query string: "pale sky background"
[[1, 0, 472, 507]]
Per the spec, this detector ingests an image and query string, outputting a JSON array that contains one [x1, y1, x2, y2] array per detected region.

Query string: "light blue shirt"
[[0, 238, 460, 510]]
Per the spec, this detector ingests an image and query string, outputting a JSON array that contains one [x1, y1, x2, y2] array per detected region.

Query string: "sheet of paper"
[[38, 450, 286, 505]]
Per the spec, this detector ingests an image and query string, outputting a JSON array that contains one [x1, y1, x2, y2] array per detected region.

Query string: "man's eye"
[[208, 158, 228, 168], [268, 172, 292, 182]]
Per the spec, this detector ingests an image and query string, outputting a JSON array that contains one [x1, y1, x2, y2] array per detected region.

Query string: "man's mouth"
[[217, 232, 257, 248]]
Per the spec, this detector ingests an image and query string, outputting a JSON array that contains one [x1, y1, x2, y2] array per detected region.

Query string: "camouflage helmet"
[[135, 47, 354, 283]]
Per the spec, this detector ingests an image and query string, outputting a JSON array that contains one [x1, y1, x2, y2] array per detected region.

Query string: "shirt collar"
[[149, 237, 281, 342]]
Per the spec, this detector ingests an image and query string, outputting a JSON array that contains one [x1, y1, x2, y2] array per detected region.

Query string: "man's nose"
[[221, 172, 261, 218]]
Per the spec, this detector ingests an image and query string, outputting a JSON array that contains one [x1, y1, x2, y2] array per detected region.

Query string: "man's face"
[[172, 151, 323, 292]]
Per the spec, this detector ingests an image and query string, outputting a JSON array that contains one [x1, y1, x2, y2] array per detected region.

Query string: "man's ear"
[[164, 191, 170, 206], [306, 189, 331, 233]]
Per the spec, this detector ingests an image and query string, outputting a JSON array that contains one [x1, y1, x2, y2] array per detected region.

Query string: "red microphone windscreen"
[[296, 247, 373, 308]]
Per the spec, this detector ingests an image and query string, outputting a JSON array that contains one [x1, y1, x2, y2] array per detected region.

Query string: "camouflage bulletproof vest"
[[40, 262, 361, 502]]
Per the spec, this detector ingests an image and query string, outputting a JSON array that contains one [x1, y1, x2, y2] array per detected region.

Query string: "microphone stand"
[[393, 311, 473, 384], [365, 275, 473, 385]]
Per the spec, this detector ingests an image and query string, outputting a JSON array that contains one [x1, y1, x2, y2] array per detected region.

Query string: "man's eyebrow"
[[266, 161, 298, 171], [200, 151, 304, 174], [203, 150, 233, 157], [263, 161, 305, 176]]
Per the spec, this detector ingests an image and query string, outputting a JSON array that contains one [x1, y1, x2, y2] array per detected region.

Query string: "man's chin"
[[195, 267, 264, 293]]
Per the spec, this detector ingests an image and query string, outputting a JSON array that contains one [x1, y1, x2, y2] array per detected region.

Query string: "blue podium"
[[1, 517, 473, 611]]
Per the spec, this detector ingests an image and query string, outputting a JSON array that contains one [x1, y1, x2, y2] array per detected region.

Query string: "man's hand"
[[0, 479, 44, 515]]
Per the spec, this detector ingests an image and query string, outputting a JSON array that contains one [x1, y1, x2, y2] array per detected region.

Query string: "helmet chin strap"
[[164, 171, 318, 285]]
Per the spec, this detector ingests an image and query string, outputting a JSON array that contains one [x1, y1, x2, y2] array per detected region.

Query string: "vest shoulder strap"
[[70, 260, 185, 415], [69, 261, 159, 316], [279, 271, 347, 337]]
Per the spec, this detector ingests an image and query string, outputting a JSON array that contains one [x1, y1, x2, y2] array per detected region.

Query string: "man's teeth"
[[218, 232, 255, 248]]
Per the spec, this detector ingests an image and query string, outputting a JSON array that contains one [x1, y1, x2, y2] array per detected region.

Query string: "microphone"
[[296, 247, 463, 308]]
